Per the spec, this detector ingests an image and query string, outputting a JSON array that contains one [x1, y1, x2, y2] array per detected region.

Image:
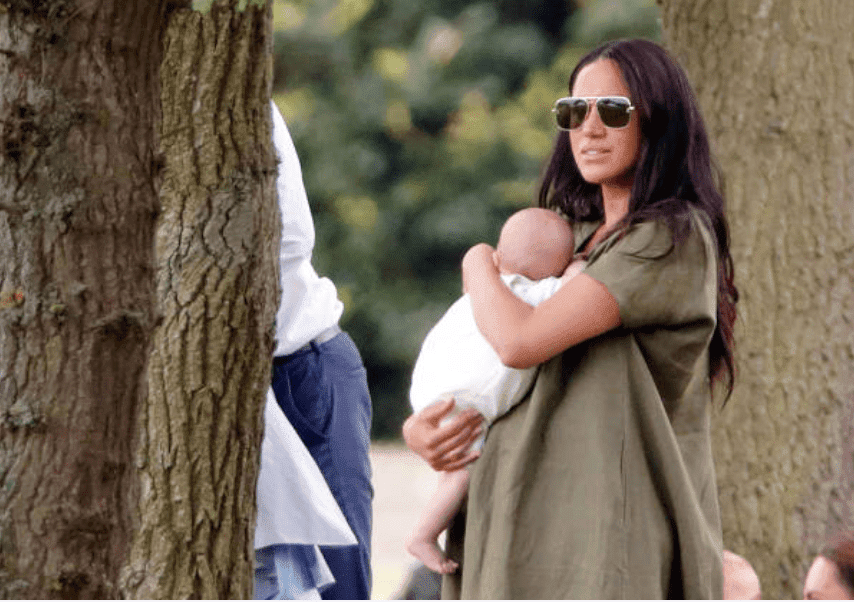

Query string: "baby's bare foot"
[[406, 535, 459, 574]]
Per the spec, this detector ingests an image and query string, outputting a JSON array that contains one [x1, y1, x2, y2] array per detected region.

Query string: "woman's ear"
[[492, 250, 500, 269]]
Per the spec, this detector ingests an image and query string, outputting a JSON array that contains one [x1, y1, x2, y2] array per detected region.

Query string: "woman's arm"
[[462, 243, 622, 369]]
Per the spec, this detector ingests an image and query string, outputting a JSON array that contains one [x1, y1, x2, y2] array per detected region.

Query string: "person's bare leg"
[[406, 468, 470, 574]]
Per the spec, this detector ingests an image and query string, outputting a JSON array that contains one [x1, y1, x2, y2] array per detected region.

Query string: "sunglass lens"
[[597, 97, 632, 128], [554, 98, 589, 130]]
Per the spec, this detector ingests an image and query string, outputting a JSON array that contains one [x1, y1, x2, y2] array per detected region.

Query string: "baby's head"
[[494, 208, 574, 280]]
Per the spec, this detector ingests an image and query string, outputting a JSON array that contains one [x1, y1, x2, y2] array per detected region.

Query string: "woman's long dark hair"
[[539, 39, 738, 401]]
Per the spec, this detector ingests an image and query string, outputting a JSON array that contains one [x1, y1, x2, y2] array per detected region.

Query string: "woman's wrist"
[[462, 243, 499, 296]]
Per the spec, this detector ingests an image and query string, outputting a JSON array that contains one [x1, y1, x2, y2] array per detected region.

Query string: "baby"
[[406, 207, 584, 574]]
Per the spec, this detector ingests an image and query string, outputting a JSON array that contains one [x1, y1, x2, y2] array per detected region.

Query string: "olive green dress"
[[443, 211, 724, 599]]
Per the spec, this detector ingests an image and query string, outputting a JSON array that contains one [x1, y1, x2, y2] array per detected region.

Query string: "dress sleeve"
[[582, 213, 717, 329]]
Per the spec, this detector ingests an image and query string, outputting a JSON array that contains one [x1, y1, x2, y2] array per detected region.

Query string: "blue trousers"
[[271, 332, 373, 600]]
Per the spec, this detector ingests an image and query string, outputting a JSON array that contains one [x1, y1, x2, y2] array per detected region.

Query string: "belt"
[[310, 323, 341, 346], [276, 324, 342, 362]]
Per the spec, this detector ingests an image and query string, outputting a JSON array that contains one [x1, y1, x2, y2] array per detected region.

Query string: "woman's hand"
[[461, 243, 497, 293], [402, 398, 484, 472]]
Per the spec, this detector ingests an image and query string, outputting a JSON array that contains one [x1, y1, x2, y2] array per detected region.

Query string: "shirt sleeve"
[[270, 101, 315, 265], [582, 213, 717, 330]]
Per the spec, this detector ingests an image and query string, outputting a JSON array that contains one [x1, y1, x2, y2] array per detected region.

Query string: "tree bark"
[[119, 3, 277, 599], [658, 1, 854, 598], [0, 1, 165, 597], [0, 0, 275, 598]]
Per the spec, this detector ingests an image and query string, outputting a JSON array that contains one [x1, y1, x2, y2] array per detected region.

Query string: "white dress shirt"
[[270, 103, 343, 357], [254, 103, 356, 555], [255, 390, 357, 549]]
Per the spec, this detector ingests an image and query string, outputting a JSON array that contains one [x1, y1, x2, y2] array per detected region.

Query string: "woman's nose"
[[579, 104, 606, 135]]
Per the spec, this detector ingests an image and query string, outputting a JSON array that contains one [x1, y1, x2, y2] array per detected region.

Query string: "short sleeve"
[[583, 213, 717, 329]]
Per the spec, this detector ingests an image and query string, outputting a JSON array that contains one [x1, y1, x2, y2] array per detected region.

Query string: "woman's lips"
[[580, 148, 610, 160]]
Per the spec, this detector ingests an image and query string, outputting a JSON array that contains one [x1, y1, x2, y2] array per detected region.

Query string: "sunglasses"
[[552, 96, 635, 131]]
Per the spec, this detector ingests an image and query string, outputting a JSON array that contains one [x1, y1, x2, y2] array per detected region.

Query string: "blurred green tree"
[[272, 0, 660, 438]]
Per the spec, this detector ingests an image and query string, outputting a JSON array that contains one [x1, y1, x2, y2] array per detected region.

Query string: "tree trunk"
[[0, 1, 165, 597], [657, 1, 854, 598], [121, 4, 276, 598], [0, 0, 275, 598]]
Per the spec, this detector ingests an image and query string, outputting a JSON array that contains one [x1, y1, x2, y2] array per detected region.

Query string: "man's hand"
[[402, 398, 484, 472]]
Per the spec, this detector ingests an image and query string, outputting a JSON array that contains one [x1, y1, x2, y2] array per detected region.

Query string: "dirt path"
[[370, 443, 438, 600]]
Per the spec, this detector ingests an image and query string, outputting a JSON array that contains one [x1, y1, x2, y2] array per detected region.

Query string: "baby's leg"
[[405, 468, 470, 574]]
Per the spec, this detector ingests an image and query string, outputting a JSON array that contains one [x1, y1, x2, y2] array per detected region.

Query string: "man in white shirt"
[[256, 103, 372, 599]]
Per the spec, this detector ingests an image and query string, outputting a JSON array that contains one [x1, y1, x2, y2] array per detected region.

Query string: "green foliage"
[[271, 0, 660, 439], [568, 0, 660, 47], [192, 0, 267, 13]]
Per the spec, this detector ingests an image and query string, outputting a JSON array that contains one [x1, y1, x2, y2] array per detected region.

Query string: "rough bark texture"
[[0, 0, 166, 598], [658, 1, 854, 598], [0, 0, 275, 598], [120, 3, 277, 599]]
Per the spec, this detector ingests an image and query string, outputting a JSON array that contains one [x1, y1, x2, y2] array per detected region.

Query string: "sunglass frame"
[[552, 96, 636, 131]]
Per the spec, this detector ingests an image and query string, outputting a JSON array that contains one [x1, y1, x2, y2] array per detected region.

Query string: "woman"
[[404, 39, 738, 598], [804, 532, 854, 599]]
